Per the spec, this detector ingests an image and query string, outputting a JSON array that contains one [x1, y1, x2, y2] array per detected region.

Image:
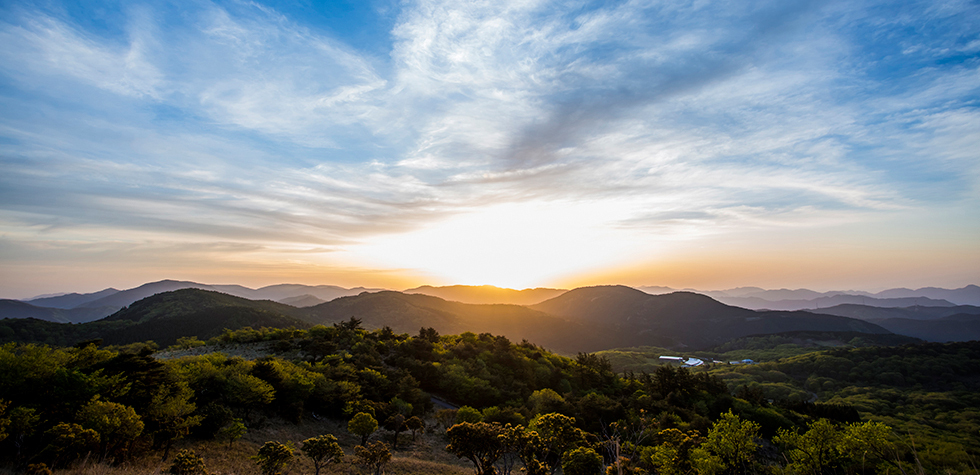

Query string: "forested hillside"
[[1, 320, 976, 475]]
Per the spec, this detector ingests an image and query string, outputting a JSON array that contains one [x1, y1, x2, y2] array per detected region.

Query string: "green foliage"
[[77, 398, 144, 460], [349, 412, 378, 445], [169, 336, 206, 350], [702, 411, 760, 475], [355, 441, 392, 475], [2, 325, 978, 475], [446, 422, 508, 475], [301, 434, 344, 475], [774, 419, 846, 475], [166, 449, 209, 475], [405, 415, 425, 439], [562, 447, 603, 475], [528, 388, 567, 416], [456, 405, 484, 424], [253, 441, 294, 475], [145, 378, 202, 457], [216, 418, 247, 446], [529, 413, 586, 472], [39, 422, 99, 468], [0, 400, 9, 442]]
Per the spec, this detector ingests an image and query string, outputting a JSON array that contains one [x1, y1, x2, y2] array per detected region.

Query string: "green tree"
[[446, 422, 507, 475], [563, 447, 603, 475], [302, 435, 345, 475], [405, 416, 425, 440], [349, 412, 379, 445], [39, 422, 100, 468], [499, 424, 549, 475], [385, 413, 406, 449], [456, 405, 484, 424], [530, 413, 586, 472], [528, 389, 566, 416], [0, 400, 9, 442], [76, 398, 144, 461], [702, 411, 760, 475], [147, 380, 203, 460], [254, 441, 294, 475], [774, 419, 845, 475], [641, 428, 703, 475], [166, 449, 209, 475], [8, 406, 40, 460], [840, 421, 904, 475], [355, 441, 392, 475], [225, 372, 275, 420], [216, 418, 247, 447]]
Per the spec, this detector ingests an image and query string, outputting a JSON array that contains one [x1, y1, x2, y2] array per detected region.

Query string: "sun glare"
[[351, 201, 645, 289]]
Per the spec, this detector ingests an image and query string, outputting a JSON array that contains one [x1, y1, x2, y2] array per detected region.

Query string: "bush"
[[167, 449, 208, 475], [253, 441, 294, 475]]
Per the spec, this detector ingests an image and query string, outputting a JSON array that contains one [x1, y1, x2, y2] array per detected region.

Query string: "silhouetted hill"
[[403, 285, 567, 305], [0, 299, 118, 324], [104, 288, 309, 323], [244, 284, 384, 302], [637, 285, 980, 307], [531, 286, 891, 349], [860, 314, 980, 342], [25, 288, 120, 309], [304, 291, 611, 353], [712, 294, 955, 311], [1, 289, 312, 347], [41, 280, 381, 321], [809, 304, 980, 321], [77, 280, 215, 309], [277, 294, 327, 307], [874, 284, 980, 306]]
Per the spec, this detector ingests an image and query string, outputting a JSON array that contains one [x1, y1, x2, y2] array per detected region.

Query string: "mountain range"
[[403, 285, 566, 305], [637, 284, 980, 308], [2, 284, 902, 353], [15, 280, 383, 322], [530, 286, 890, 349], [803, 303, 980, 342], [4, 280, 978, 349]]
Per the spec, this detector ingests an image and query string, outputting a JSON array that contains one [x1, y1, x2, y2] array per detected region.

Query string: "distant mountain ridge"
[[636, 284, 980, 308], [25, 288, 121, 309], [303, 291, 610, 353], [4, 285, 894, 354], [805, 304, 980, 342], [0, 300, 119, 324], [3, 289, 313, 347], [403, 285, 567, 305], [13, 280, 382, 323], [530, 286, 890, 349]]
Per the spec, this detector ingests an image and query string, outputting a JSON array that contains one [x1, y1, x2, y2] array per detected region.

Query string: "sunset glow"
[[1, 0, 978, 298]]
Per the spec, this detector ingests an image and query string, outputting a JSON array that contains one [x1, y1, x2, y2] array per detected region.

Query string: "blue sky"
[[1, 0, 978, 297]]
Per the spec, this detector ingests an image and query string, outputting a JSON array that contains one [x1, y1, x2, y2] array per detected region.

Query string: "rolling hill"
[[530, 286, 891, 349], [3, 285, 903, 353], [709, 294, 955, 311], [808, 303, 980, 321], [24, 287, 121, 309], [1, 289, 313, 347], [0, 299, 119, 324], [303, 291, 611, 353], [403, 284, 567, 305], [866, 314, 980, 342]]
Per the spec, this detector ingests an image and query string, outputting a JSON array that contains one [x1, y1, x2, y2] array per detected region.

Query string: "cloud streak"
[[0, 0, 978, 294]]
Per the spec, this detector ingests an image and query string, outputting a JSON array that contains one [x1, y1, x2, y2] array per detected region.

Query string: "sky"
[[1, 0, 979, 299]]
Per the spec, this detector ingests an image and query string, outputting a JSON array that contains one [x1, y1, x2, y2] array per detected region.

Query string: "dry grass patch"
[[11, 415, 474, 475]]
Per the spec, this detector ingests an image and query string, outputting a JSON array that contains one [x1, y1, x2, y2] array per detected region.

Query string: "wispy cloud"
[[0, 0, 977, 293]]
